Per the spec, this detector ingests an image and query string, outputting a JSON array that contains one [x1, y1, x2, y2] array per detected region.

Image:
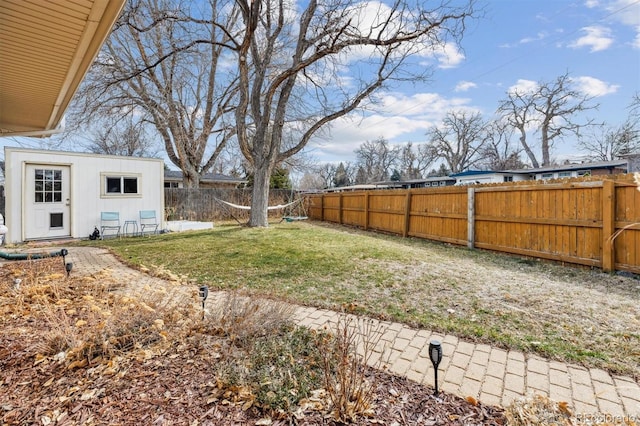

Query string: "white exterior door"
[[24, 164, 71, 240]]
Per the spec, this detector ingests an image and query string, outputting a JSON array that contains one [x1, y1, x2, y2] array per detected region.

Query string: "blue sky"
[[308, 0, 640, 165], [2, 0, 638, 172]]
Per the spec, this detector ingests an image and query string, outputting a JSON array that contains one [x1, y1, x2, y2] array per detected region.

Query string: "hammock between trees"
[[213, 196, 308, 224], [213, 197, 301, 211]]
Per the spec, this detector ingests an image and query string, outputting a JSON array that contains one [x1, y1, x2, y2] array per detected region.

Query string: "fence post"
[[320, 194, 324, 222], [364, 191, 370, 231], [339, 193, 343, 224], [602, 180, 615, 272], [403, 190, 412, 238], [467, 187, 475, 249]]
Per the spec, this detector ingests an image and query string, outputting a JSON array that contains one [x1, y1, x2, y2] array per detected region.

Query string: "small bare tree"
[[354, 138, 400, 183], [479, 119, 525, 170], [86, 116, 159, 158], [425, 110, 488, 173], [398, 142, 435, 180], [578, 122, 640, 162]]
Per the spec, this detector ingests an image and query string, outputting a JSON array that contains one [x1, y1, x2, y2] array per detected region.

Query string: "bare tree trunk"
[[519, 130, 540, 168], [541, 128, 551, 166], [248, 162, 272, 227]]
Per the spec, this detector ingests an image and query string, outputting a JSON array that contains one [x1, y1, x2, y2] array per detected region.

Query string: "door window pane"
[[34, 168, 63, 204]]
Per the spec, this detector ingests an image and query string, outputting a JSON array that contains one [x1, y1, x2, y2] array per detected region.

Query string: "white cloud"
[[508, 79, 539, 95], [603, 0, 640, 26], [634, 26, 640, 48], [569, 25, 614, 52], [374, 92, 472, 117], [584, 0, 599, 8], [433, 42, 466, 69], [455, 81, 477, 92], [572, 76, 619, 96], [519, 32, 548, 44], [307, 92, 477, 162]]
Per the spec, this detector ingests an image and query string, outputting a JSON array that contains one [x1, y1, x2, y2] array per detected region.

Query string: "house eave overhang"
[[0, 0, 127, 137]]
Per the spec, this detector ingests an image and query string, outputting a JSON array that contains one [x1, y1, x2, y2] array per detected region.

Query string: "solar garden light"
[[199, 285, 209, 320], [60, 248, 68, 265], [65, 262, 73, 277], [429, 340, 443, 395]]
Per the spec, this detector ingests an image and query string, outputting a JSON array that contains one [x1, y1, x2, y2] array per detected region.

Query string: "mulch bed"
[[1, 327, 505, 425]]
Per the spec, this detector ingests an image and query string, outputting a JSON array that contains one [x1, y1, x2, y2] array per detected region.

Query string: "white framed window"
[[101, 173, 142, 197], [34, 168, 63, 203], [540, 173, 554, 180], [558, 171, 572, 178]]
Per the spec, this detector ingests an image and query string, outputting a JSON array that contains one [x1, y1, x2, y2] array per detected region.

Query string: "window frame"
[[34, 167, 63, 204], [101, 173, 142, 198]]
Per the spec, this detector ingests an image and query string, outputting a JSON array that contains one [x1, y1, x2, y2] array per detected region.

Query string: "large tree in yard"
[[234, 0, 476, 226], [72, 0, 238, 188]]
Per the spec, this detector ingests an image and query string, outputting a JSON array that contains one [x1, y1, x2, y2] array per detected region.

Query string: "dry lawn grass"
[[92, 220, 640, 379]]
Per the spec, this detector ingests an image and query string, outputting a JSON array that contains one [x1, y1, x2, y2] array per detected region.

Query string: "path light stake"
[[60, 248, 68, 266], [65, 262, 73, 277], [429, 340, 443, 395], [199, 285, 209, 320]]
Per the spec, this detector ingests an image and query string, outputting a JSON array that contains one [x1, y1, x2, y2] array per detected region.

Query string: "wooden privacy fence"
[[164, 188, 300, 222], [307, 176, 640, 274]]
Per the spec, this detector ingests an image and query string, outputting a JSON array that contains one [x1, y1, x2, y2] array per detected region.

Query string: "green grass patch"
[[79, 222, 640, 379]]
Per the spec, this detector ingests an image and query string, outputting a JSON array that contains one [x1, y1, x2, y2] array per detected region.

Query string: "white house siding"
[[4, 147, 164, 243]]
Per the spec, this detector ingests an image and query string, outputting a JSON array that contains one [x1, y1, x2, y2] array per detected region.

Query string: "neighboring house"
[[403, 176, 456, 188], [451, 170, 531, 186], [378, 176, 456, 189], [323, 184, 396, 192], [324, 176, 456, 192], [164, 170, 247, 189], [526, 159, 629, 180], [451, 159, 633, 186], [4, 147, 164, 244]]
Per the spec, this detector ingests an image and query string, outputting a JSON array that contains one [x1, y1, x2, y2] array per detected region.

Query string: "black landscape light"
[[429, 340, 443, 395], [60, 248, 68, 265], [199, 285, 209, 320], [65, 262, 73, 277]]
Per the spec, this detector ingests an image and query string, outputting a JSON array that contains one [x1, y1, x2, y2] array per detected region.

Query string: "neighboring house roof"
[[450, 160, 630, 179], [0, 0, 127, 137], [405, 176, 456, 182], [449, 170, 504, 178], [164, 170, 248, 185], [377, 176, 456, 185], [324, 184, 392, 192], [506, 159, 629, 175]]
